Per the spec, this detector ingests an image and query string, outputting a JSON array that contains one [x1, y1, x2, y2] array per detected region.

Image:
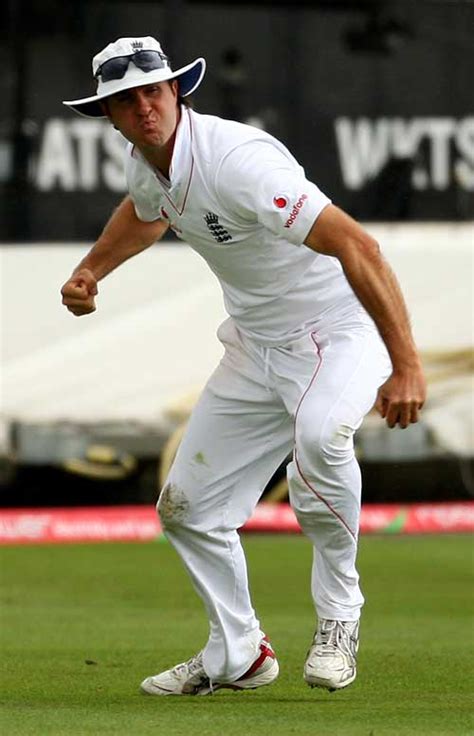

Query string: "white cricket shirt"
[[125, 107, 364, 346]]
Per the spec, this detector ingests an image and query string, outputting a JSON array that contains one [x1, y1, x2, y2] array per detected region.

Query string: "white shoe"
[[140, 636, 279, 696], [304, 619, 359, 691]]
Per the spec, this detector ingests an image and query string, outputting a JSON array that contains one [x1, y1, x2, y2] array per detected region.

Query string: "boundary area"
[[1, 501, 473, 544]]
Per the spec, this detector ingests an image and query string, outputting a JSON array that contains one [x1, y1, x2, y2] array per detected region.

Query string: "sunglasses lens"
[[98, 56, 130, 82], [96, 51, 168, 82], [133, 50, 167, 71]]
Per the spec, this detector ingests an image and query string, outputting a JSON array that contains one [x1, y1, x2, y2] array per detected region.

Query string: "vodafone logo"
[[273, 195, 288, 209], [284, 194, 308, 228], [160, 207, 169, 219]]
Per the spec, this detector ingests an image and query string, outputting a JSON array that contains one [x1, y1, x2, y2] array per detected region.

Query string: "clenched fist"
[[61, 268, 98, 316], [375, 365, 426, 429]]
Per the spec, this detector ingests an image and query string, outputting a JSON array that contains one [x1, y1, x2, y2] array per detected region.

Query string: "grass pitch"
[[1, 534, 473, 736]]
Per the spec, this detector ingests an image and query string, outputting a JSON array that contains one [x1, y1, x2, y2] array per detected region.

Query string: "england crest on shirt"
[[203, 212, 232, 244]]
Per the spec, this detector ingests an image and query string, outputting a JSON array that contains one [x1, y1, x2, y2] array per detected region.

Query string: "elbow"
[[338, 233, 383, 274], [362, 233, 381, 256], [356, 234, 382, 264]]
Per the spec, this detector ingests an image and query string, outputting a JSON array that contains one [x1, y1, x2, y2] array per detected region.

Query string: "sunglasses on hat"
[[95, 50, 169, 83]]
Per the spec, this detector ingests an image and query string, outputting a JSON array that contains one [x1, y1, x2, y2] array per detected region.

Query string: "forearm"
[[73, 195, 168, 281], [305, 205, 420, 371], [305, 205, 426, 427], [340, 245, 420, 371]]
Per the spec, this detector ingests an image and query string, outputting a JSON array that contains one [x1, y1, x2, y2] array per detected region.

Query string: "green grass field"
[[1, 534, 473, 736]]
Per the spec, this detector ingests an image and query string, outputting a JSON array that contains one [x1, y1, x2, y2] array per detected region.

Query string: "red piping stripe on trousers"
[[293, 331, 357, 541]]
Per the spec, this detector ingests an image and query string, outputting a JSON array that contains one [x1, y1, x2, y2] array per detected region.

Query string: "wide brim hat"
[[63, 36, 205, 118]]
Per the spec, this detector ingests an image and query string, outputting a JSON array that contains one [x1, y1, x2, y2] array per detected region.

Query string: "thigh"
[[162, 338, 293, 531], [274, 323, 392, 449]]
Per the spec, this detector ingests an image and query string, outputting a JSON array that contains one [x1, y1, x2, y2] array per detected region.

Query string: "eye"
[[114, 90, 133, 103]]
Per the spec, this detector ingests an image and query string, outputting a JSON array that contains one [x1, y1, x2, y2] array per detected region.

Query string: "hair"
[[178, 95, 193, 109], [170, 80, 192, 109]]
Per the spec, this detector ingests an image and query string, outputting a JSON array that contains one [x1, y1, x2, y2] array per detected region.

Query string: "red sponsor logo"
[[160, 207, 169, 220], [273, 195, 288, 209], [284, 194, 308, 228]]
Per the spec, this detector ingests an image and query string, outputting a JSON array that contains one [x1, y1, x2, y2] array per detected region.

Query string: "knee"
[[321, 422, 356, 465], [296, 420, 356, 468], [157, 481, 191, 529]]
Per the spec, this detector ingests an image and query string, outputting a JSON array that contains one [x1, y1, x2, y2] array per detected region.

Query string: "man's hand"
[[375, 366, 427, 429], [61, 268, 98, 316]]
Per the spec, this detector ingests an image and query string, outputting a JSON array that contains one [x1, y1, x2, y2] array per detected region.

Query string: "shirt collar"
[[168, 105, 192, 186]]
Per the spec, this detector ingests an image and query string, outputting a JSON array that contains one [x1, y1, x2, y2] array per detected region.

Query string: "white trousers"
[[157, 315, 392, 682]]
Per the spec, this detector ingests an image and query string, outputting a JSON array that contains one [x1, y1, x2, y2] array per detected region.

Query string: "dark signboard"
[[2, 0, 473, 241]]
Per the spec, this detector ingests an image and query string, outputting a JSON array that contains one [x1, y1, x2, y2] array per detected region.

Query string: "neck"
[[144, 133, 176, 179]]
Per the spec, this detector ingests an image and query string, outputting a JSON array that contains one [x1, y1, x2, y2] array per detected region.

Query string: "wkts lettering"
[[335, 116, 474, 191]]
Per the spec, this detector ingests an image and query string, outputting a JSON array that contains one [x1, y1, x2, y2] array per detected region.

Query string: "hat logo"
[[131, 40, 143, 51]]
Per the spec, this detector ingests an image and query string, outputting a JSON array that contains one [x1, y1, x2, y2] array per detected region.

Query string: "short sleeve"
[[215, 139, 331, 244], [129, 192, 162, 222]]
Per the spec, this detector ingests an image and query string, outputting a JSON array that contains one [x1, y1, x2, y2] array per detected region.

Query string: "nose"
[[135, 91, 152, 115]]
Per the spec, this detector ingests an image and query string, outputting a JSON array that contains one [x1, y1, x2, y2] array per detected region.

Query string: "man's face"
[[104, 80, 179, 149]]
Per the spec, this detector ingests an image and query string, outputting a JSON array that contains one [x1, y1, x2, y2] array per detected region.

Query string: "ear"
[[99, 99, 119, 129], [170, 79, 179, 99], [100, 100, 110, 117]]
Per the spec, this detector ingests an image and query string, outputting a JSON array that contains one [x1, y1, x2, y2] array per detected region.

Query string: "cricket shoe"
[[304, 619, 359, 691], [140, 636, 279, 695]]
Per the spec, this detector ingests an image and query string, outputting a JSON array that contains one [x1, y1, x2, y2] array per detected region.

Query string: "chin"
[[137, 133, 162, 148]]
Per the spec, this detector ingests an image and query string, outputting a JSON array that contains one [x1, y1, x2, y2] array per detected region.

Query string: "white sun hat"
[[63, 36, 206, 118]]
